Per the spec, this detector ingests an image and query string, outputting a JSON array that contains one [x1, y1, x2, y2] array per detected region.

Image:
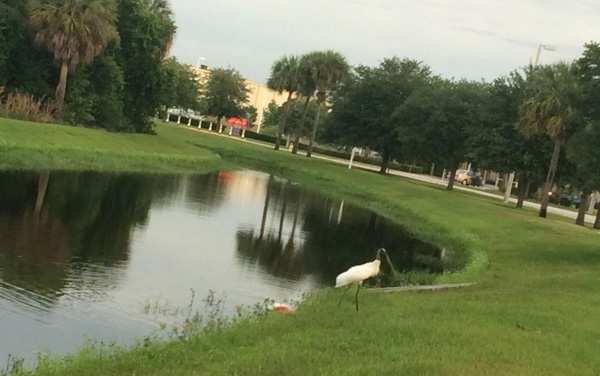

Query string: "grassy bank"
[[0, 118, 222, 173], [2, 118, 600, 375]]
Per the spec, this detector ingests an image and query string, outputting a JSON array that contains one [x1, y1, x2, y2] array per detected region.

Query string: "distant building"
[[189, 65, 289, 131]]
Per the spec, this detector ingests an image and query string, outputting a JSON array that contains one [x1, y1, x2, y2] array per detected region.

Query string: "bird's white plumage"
[[335, 259, 381, 287]]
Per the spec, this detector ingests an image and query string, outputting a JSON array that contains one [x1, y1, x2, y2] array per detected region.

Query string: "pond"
[[0, 170, 446, 368]]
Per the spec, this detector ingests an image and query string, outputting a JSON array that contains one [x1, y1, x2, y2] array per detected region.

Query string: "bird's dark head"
[[375, 248, 387, 260]]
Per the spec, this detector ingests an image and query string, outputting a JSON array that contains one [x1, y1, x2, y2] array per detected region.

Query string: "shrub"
[[0, 87, 55, 123]]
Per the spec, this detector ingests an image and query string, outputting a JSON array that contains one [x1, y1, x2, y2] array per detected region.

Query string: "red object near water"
[[272, 303, 296, 314]]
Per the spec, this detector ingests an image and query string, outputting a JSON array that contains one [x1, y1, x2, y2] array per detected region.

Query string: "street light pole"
[[504, 44, 556, 205], [534, 44, 555, 66], [196, 56, 206, 68]]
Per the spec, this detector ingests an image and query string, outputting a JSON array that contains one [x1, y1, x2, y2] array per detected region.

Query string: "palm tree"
[[143, 0, 176, 59], [516, 63, 580, 218], [267, 55, 301, 150], [291, 53, 318, 154], [29, 0, 118, 119], [305, 51, 349, 158]]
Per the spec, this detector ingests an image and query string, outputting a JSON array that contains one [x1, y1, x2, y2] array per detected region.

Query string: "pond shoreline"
[[2, 118, 599, 375]]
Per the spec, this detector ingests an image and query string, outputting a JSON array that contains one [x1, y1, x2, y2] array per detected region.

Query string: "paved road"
[[317, 155, 597, 224], [183, 126, 597, 224]]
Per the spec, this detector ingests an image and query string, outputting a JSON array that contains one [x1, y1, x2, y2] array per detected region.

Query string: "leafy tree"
[[267, 55, 301, 150], [241, 105, 258, 129], [573, 42, 600, 228], [261, 101, 282, 131], [290, 99, 326, 140], [398, 79, 488, 190], [577, 42, 600, 120], [86, 44, 126, 130], [158, 57, 201, 112], [263, 99, 323, 140], [304, 50, 349, 158], [0, 0, 55, 97], [63, 68, 94, 125], [325, 58, 433, 173], [116, 0, 176, 133], [516, 63, 581, 217], [201, 67, 249, 127], [29, 0, 118, 119], [565, 125, 600, 226], [467, 70, 553, 208], [62, 43, 126, 130]]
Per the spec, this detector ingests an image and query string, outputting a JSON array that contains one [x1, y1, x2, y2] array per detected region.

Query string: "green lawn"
[[2, 118, 600, 376], [0, 118, 221, 173]]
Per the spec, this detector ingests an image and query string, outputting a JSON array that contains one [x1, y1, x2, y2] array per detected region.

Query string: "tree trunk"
[[539, 138, 563, 218], [379, 148, 390, 174], [516, 175, 529, 209], [289, 192, 301, 240], [306, 100, 322, 158], [34, 170, 50, 217], [55, 62, 69, 120], [576, 193, 590, 226], [278, 183, 288, 242], [446, 169, 456, 191], [275, 91, 293, 151], [594, 207, 600, 229], [292, 132, 301, 154], [293, 97, 311, 154], [259, 178, 272, 240]]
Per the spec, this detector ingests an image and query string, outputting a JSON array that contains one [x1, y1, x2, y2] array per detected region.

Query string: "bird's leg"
[[337, 284, 353, 308], [355, 284, 361, 311]]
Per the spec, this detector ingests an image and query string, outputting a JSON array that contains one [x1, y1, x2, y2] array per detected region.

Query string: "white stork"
[[335, 248, 394, 311]]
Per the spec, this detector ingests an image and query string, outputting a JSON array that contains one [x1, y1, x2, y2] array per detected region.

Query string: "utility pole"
[[505, 43, 555, 204]]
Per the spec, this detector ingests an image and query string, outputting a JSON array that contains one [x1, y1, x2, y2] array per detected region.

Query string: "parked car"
[[573, 195, 581, 209], [549, 192, 581, 208], [454, 169, 482, 186]]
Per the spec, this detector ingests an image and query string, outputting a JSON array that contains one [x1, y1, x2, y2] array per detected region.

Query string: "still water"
[[0, 170, 443, 367]]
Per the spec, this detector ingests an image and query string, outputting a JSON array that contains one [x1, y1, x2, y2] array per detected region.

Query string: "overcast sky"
[[168, 0, 600, 83]]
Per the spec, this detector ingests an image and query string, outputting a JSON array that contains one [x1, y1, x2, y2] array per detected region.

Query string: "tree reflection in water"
[[0, 169, 455, 369], [235, 177, 445, 286], [0, 171, 178, 302]]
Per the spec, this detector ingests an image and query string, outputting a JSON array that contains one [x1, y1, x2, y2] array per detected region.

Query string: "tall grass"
[[0, 87, 55, 123]]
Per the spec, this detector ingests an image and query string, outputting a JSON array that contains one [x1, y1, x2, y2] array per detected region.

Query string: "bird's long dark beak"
[[382, 250, 394, 271]]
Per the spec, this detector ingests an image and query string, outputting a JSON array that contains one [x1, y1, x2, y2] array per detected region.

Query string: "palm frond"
[[29, 0, 118, 67]]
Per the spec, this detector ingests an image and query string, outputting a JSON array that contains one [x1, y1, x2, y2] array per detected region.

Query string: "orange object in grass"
[[272, 303, 296, 314]]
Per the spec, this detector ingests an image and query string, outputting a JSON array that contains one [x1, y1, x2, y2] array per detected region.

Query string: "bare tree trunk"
[[292, 97, 311, 154], [594, 207, 600, 229], [55, 62, 69, 120], [275, 91, 293, 150], [379, 148, 390, 174], [34, 170, 50, 217], [576, 193, 590, 226], [292, 132, 301, 154], [290, 193, 301, 239], [306, 100, 322, 158], [446, 169, 457, 191], [278, 183, 288, 242], [516, 175, 529, 209], [259, 178, 272, 240], [539, 139, 563, 218]]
